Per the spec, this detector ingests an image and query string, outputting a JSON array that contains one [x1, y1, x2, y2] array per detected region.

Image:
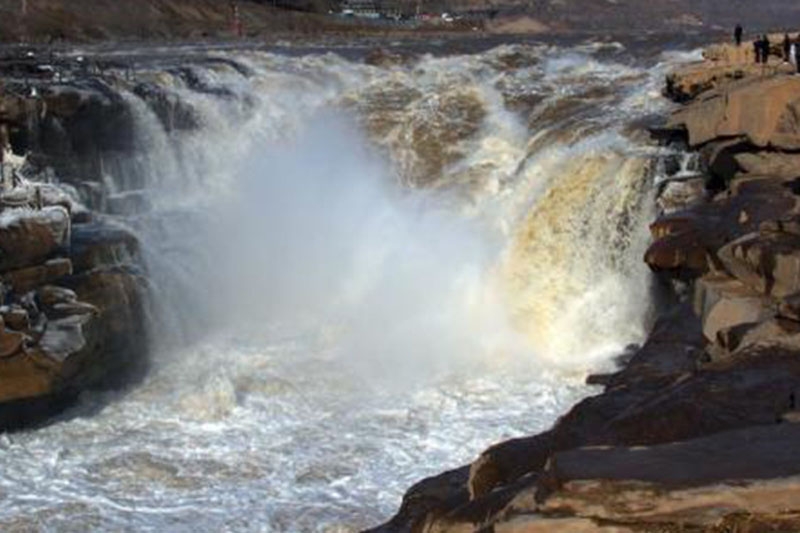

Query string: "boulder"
[[644, 230, 710, 276], [366, 466, 471, 533], [646, 173, 797, 279], [715, 318, 800, 356], [0, 327, 25, 358], [38, 315, 91, 363], [667, 76, 800, 149], [0, 349, 60, 403], [0, 206, 70, 272], [717, 231, 800, 298], [702, 294, 766, 343], [38, 285, 77, 308], [735, 151, 800, 180], [70, 221, 140, 273], [468, 306, 705, 501], [778, 292, 800, 321], [63, 266, 150, 389], [530, 424, 800, 529], [1, 306, 30, 331], [655, 177, 705, 214], [3, 258, 73, 294]]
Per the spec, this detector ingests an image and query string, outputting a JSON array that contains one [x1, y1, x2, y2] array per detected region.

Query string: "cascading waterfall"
[[0, 43, 681, 531]]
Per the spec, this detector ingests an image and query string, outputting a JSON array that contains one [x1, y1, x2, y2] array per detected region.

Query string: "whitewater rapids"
[[0, 42, 694, 531]]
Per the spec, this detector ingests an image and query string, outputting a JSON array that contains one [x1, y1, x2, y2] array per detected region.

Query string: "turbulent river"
[[0, 41, 695, 531]]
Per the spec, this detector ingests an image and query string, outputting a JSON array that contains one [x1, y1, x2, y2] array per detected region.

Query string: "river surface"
[[0, 40, 697, 531]]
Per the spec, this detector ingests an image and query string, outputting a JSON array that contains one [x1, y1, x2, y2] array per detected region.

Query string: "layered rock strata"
[[0, 63, 154, 430], [374, 42, 800, 532]]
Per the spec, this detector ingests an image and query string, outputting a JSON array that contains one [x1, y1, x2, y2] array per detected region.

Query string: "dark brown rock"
[[0, 349, 60, 403], [0, 206, 70, 272], [1, 306, 30, 331], [531, 424, 800, 529], [3, 257, 73, 294], [69, 221, 140, 273]]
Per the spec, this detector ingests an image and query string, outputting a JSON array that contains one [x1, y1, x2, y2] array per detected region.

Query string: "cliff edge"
[[373, 41, 800, 533]]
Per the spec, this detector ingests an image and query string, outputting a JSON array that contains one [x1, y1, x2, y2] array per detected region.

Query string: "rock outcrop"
[[374, 41, 800, 533], [0, 71, 152, 430]]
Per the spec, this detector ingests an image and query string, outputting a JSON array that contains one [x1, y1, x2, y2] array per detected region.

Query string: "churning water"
[[0, 42, 692, 531]]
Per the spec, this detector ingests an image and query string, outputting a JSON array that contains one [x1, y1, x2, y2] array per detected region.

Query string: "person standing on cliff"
[[783, 33, 792, 62], [734, 24, 743, 46], [754, 37, 762, 64], [761, 35, 771, 64], [796, 34, 800, 74]]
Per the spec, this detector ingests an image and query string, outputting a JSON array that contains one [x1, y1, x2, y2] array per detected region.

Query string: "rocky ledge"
[[373, 43, 800, 532], [0, 62, 159, 430]]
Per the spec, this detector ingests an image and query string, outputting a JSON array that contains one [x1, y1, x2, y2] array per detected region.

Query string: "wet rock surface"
[[0, 58, 155, 431], [374, 41, 800, 533]]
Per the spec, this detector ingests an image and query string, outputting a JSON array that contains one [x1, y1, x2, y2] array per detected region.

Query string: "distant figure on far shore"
[[754, 38, 762, 64], [734, 24, 743, 46]]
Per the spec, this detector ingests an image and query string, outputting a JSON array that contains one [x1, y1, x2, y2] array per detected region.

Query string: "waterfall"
[[0, 42, 679, 531]]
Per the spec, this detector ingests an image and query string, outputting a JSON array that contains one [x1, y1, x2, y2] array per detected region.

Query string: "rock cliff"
[[0, 67, 152, 430], [373, 41, 800, 533]]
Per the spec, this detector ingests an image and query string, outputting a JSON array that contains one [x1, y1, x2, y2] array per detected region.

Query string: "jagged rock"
[[455, 343, 800, 529], [0, 206, 70, 272], [70, 221, 140, 273], [0, 265, 147, 421], [655, 177, 705, 214], [645, 173, 797, 278], [467, 306, 704, 501], [663, 39, 797, 103], [778, 292, 800, 321], [3, 257, 73, 294], [421, 350, 800, 533], [528, 424, 800, 530], [63, 266, 149, 388], [1, 306, 29, 331], [644, 230, 710, 276], [667, 76, 800, 149], [132, 82, 199, 132], [718, 230, 800, 298], [735, 151, 800, 180], [38, 285, 77, 307], [0, 349, 60, 403], [0, 327, 25, 358], [702, 295, 765, 344], [368, 466, 471, 533], [38, 315, 89, 363], [715, 318, 800, 356]]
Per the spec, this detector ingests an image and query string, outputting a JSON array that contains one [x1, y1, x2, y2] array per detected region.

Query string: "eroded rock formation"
[[374, 41, 800, 533], [0, 74, 151, 430]]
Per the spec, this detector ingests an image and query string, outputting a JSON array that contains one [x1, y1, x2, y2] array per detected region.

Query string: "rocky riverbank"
[[372, 42, 800, 532], [0, 61, 157, 430]]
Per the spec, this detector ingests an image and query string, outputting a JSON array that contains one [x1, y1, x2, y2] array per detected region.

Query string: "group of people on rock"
[[735, 24, 800, 73]]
